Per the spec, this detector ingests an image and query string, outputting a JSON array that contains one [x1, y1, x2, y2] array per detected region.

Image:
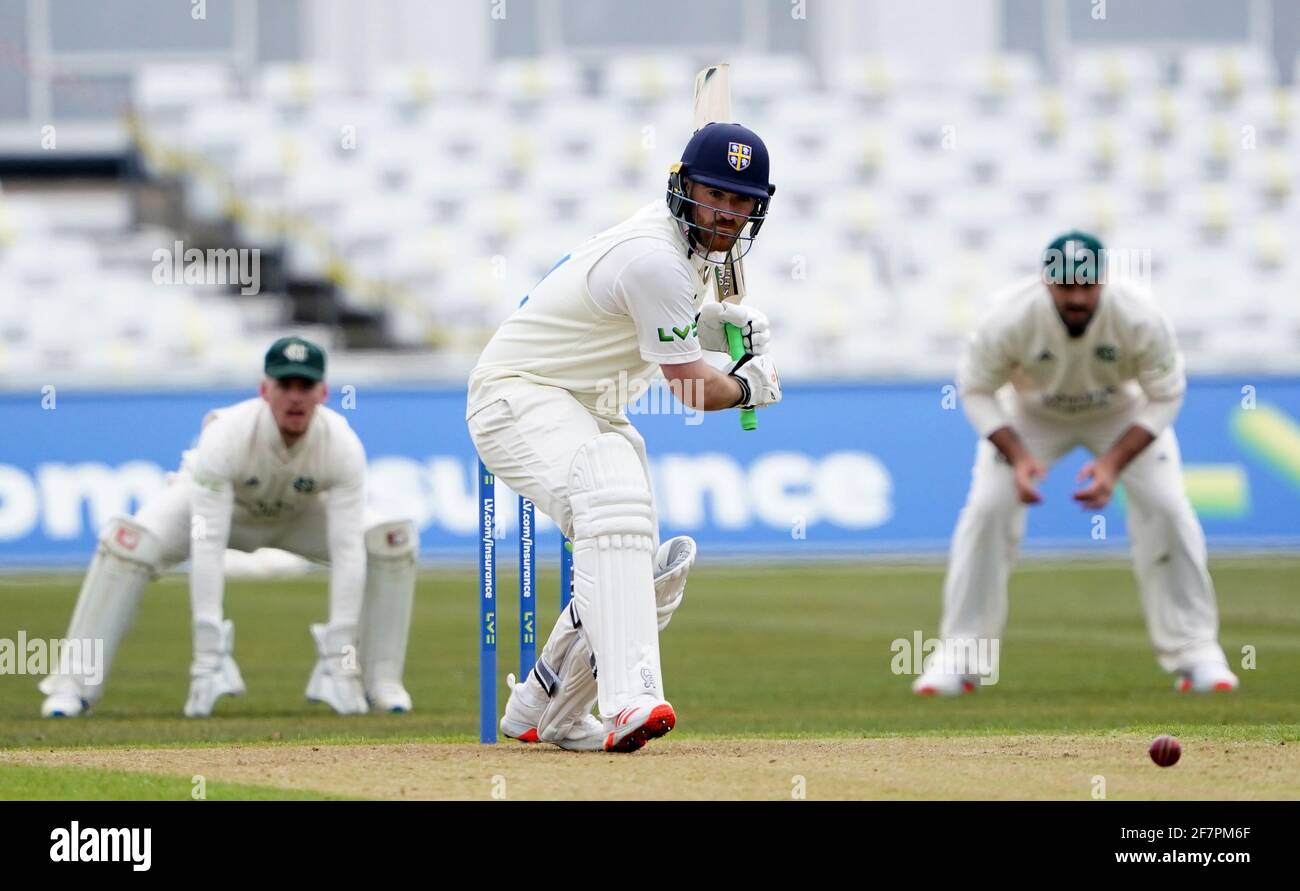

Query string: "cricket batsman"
[[913, 232, 1239, 696], [40, 336, 419, 717], [467, 122, 781, 752]]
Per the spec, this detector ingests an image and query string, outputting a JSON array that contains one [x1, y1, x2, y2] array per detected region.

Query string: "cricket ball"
[[1149, 735, 1181, 767]]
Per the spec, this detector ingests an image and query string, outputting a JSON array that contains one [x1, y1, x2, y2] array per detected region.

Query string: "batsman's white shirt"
[[181, 398, 367, 624], [467, 201, 719, 421], [957, 277, 1186, 438], [469, 200, 724, 721]]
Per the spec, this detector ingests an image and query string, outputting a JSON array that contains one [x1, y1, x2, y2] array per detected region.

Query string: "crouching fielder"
[[40, 337, 418, 717], [914, 232, 1237, 696], [468, 122, 781, 752]]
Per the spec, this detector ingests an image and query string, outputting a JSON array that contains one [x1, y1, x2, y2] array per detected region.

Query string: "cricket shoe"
[[367, 681, 413, 714], [40, 677, 89, 718], [1175, 663, 1239, 693], [912, 670, 977, 696], [604, 700, 676, 753], [499, 673, 605, 752]]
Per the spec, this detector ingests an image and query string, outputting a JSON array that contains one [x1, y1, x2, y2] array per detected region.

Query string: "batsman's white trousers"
[[941, 405, 1227, 674], [470, 382, 667, 718], [467, 381, 660, 550]]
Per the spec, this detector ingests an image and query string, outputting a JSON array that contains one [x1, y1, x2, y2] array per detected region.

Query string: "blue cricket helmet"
[[667, 122, 775, 260], [678, 122, 774, 200]]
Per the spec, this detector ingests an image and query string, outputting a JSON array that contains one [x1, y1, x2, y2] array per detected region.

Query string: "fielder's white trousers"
[[941, 406, 1227, 674], [467, 381, 660, 550], [135, 473, 378, 567]]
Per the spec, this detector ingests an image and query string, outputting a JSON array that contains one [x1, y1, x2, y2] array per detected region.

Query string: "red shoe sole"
[[915, 683, 975, 696], [604, 704, 676, 753], [1178, 678, 1237, 692]]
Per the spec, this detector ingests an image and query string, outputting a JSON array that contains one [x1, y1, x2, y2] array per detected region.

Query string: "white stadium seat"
[[493, 57, 586, 104], [725, 56, 816, 114], [372, 63, 470, 111], [954, 53, 1043, 105], [603, 56, 695, 105], [1068, 50, 1167, 107], [257, 64, 352, 115], [1181, 46, 1275, 104]]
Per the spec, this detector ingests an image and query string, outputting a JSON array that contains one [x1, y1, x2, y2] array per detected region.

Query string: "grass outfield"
[[0, 557, 1296, 799], [0, 763, 346, 800]]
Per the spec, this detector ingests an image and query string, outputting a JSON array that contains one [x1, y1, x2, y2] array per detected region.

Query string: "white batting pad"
[[568, 433, 663, 718], [359, 520, 418, 694], [40, 516, 161, 705]]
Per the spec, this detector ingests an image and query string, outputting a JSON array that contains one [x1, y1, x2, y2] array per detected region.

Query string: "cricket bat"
[[693, 62, 758, 432]]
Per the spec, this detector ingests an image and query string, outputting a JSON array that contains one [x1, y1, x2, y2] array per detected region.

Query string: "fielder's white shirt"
[[183, 398, 367, 621], [957, 277, 1186, 438], [467, 201, 721, 420]]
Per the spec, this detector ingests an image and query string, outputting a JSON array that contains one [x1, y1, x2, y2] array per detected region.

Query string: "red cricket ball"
[[1149, 735, 1181, 767]]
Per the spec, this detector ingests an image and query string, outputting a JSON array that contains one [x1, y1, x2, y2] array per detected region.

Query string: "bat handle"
[[725, 322, 758, 431]]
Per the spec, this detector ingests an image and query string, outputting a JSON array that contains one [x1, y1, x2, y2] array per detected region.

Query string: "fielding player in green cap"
[[40, 336, 419, 718], [913, 232, 1238, 696]]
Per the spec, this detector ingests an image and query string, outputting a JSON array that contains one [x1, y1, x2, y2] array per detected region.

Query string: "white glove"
[[653, 536, 696, 631], [184, 619, 246, 717], [697, 302, 771, 355], [728, 353, 782, 409], [305, 623, 369, 715]]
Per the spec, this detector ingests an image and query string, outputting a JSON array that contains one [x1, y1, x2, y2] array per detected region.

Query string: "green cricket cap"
[[1042, 230, 1106, 285], [264, 336, 326, 382]]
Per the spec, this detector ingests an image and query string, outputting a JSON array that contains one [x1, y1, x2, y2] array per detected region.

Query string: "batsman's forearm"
[[1101, 425, 1157, 474], [665, 365, 745, 411], [987, 426, 1032, 465]]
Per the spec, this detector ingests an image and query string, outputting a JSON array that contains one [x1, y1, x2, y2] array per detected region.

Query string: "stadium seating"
[[2, 47, 1298, 382]]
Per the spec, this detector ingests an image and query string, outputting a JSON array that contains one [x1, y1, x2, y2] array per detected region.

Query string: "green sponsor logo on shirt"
[[1095, 345, 1117, 362], [657, 323, 699, 342]]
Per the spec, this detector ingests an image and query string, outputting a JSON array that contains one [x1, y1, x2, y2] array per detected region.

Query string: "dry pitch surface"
[[4, 734, 1296, 800]]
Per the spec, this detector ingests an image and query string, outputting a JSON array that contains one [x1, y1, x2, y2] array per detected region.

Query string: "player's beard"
[[685, 205, 740, 255], [1060, 311, 1093, 338], [710, 235, 736, 254], [702, 226, 740, 254]]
